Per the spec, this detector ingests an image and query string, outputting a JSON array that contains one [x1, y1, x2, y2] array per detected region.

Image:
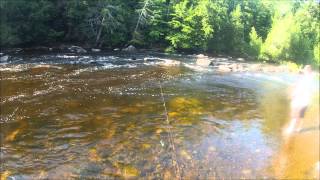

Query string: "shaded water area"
[[1, 53, 319, 179]]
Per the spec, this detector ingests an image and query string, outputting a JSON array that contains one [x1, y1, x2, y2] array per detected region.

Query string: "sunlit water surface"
[[1, 53, 319, 179]]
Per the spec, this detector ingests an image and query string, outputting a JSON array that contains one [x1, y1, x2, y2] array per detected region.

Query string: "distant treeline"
[[0, 0, 319, 65]]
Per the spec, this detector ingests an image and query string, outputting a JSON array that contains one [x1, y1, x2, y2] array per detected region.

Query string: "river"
[[0, 52, 319, 179]]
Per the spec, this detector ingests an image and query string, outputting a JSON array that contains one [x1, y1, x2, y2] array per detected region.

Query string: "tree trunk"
[[95, 16, 105, 46], [134, 0, 149, 33]]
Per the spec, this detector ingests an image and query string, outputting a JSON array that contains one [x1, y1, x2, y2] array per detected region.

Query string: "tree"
[[248, 27, 262, 58], [134, 0, 151, 33], [0, 0, 318, 68], [260, 13, 295, 61], [314, 42, 320, 66], [0, 0, 62, 46], [260, 1, 319, 65], [130, 0, 154, 46], [166, 0, 215, 52], [86, 1, 124, 47], [229, 5, 245, 53], [292, 1, 320, 66], [145, 0, 172, 47], [64, 0, 91, 42]]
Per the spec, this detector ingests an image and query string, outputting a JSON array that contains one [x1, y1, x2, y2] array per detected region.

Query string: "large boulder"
[[196, 54, 211, 66], [68, 46, 87, 53], [229, 63, 245, 72], [122, 45, 136, 52], [159, 59, 181, 66], [217, 65, 232, 72], [14, 48, 23, 53], [236, 57, 245, 62], [91, 48, 101, 52], [0, 55, 9, 62], [196, 54, 206, 58]]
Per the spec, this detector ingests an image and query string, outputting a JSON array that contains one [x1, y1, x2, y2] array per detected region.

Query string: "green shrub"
[[248, 27, 263, 58]]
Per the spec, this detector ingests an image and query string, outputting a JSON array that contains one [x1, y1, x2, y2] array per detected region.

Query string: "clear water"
[[1, 53, 319, 179]]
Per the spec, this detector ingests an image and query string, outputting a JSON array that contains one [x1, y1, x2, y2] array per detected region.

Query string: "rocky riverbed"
[[0, 47, 301, 75], [1, 51, 319, 179]]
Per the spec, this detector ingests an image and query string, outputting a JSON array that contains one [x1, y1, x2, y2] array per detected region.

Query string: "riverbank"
[[0, 46, 313, 74]]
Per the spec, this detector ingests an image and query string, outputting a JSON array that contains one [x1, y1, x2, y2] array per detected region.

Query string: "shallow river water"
[[0, 53, 319, 179]]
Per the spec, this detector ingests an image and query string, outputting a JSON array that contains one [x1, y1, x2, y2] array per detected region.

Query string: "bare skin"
[[283, 65, 313, 137]]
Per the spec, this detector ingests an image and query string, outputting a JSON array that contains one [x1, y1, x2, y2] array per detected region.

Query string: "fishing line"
[[9, 107, 19, 119], [158, 80, 182, 180]]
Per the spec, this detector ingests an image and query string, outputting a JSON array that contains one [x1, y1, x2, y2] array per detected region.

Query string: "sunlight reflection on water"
[[0, 53, 319, 179]]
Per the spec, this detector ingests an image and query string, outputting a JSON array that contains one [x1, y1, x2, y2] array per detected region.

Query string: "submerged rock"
[[180, 150, 192, 160], [102, 165, 118, 177], [48, 164, 78, 179], [249, 64, 263, 72], [196, 54, 206, 58], [5, 129, 20, 142], [236, 58, 245, 62], [159, 59, 181, 66], [169, 97, 202, 114], [0, 55, 9, 62], [113, 163, 140, 178], [0, 170, 11, 180], [230, 63, 245, 72], [91, 48, 101, 52], [79, 162, 104, 178], [217, 65, 232, 72], [120, 165, 140, 178], [142, 143, 151, 149], [196, 59, 212, 66], [196, 54, 211, 66], [88, 148, 102, 162], [143, 57, 158, 62], [68, 45, 87, 53], [163, 169, 174, 180], [15, 48, 23, 53], [122, 45, 136, 52]]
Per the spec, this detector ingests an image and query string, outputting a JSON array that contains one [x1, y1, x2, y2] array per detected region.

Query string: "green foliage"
[[229, 5, 245, 53], [248, 27, 262, 58], [130, 31, 146, 47], [132, 0, 170, 47], [166, 0, 215, 51], [0, 0, 318, 67], [314, 42, 320, 66], [164, 46, 176, 53], [260, 1, 319, 66], [0, 22, 19, 46], [280, 61, 302, 72], [88, 1, 125, 47], [260, 13, 295, 61], [293, 1, 320, 66], [0, 0, 62, 46], [235, 0, 272, 41], [288, 28, 313, 64]]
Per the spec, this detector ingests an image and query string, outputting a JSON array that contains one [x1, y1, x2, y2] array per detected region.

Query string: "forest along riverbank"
[[0, 53, 319, 179], [1, 1, 319, 67]]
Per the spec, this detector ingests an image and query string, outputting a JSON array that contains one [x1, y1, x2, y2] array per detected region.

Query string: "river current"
[[1, 52, 319, 179]]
